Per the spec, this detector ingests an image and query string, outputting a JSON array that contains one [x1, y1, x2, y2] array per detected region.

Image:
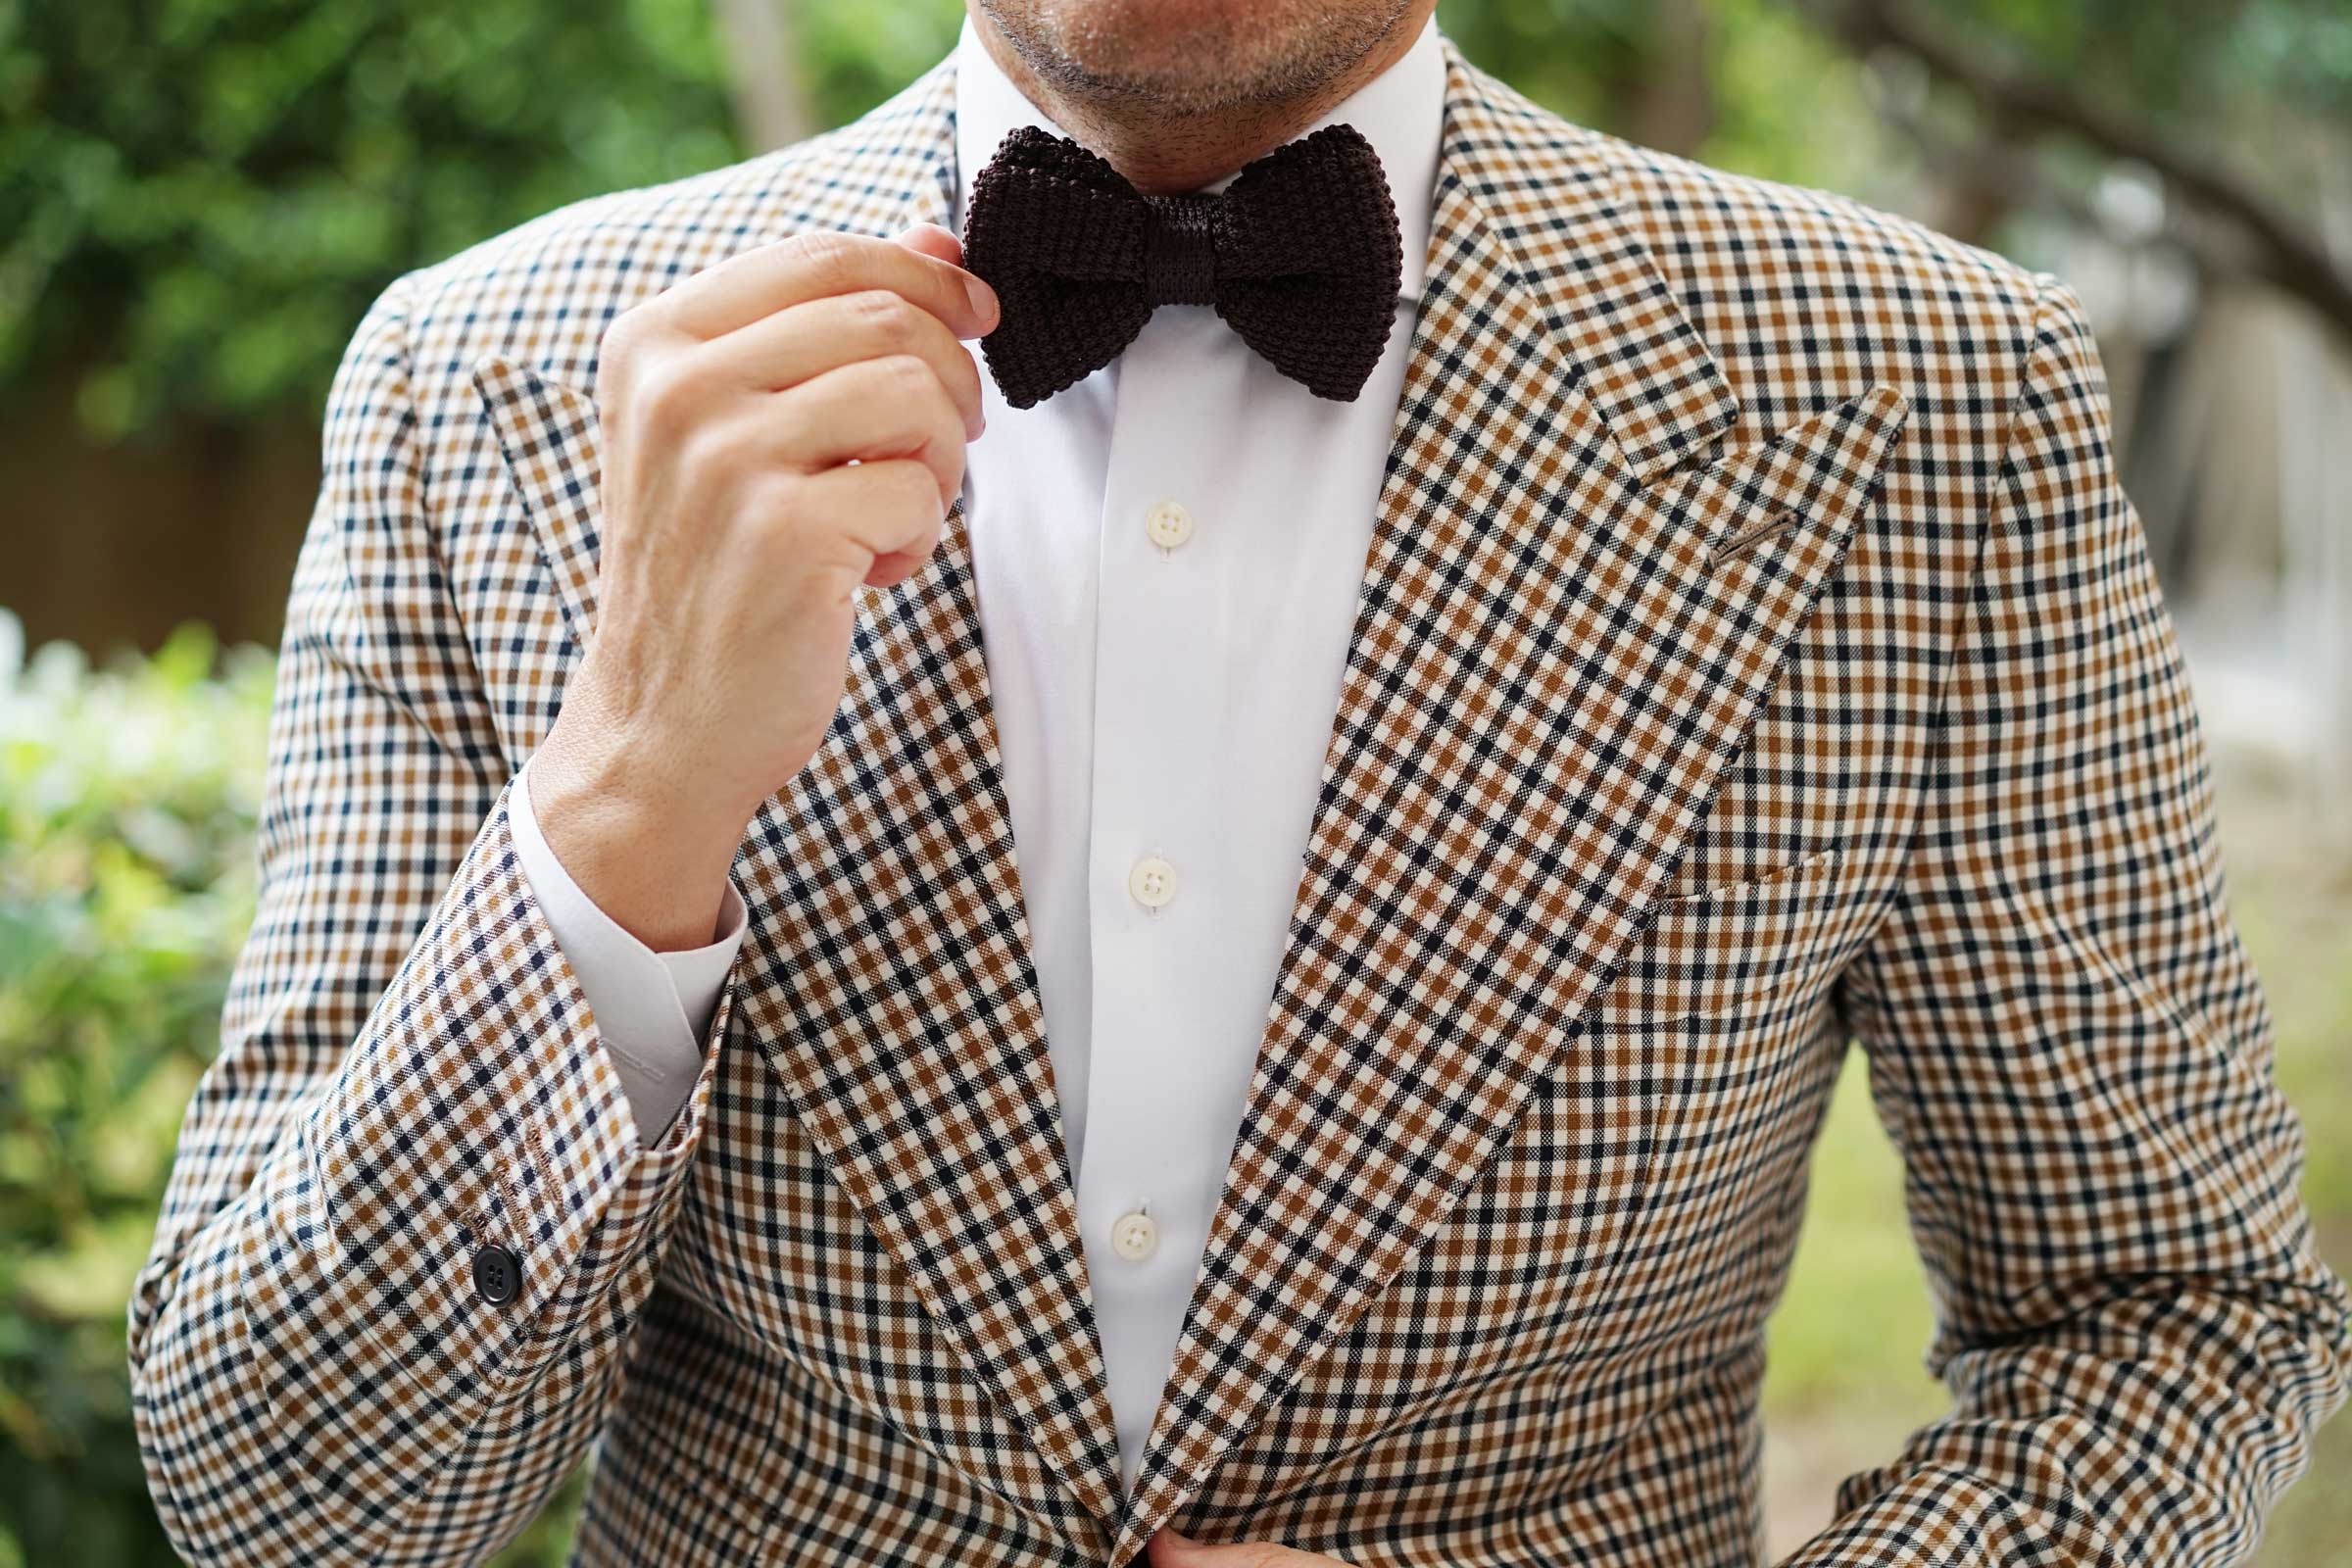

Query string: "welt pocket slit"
[[1591, 847, 1843, 1026]]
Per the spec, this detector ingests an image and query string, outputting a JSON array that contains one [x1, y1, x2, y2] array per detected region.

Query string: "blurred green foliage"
[[8, 0, 2348, 443], [0, 615, 270, 1567], [2, 0, 741, 438]]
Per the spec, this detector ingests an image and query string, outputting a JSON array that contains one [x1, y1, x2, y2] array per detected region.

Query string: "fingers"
[[790, 459, 949, 588], [1146, 1529, 1343, 1567], [894, 221, 964, 268], [667, 229, 1000, 341], [710, 287, 985, 440], [767, 354, 970, 506]]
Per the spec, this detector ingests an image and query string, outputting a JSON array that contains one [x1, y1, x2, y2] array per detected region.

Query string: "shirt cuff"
[[509, 757, 748, 1143]]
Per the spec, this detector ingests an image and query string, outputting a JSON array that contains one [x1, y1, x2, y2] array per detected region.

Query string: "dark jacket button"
[[471, 1243, 521, 1305]]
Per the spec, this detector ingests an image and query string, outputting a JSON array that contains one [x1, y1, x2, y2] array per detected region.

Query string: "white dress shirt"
[[509, 14, 1445, 1494]]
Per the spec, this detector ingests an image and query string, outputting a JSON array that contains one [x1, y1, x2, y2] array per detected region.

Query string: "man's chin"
[[977, 0, 1407, 112]]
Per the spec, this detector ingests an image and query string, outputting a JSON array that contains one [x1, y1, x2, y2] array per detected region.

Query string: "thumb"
[[895, 220, 964, 268], [1147, 1529, 1210, 1563], [1148, 1527, 1316, 1564], [1149, 1527, 1238, 1564]]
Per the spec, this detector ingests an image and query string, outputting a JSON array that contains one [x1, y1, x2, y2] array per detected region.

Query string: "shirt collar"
[[950, 14, 1446, 301]]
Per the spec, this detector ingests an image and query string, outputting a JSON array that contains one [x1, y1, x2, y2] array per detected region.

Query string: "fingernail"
[[966, 273, 999, 329]]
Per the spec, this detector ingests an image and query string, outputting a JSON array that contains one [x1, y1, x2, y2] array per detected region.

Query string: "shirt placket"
[[1078, 308, 1253, 1490]]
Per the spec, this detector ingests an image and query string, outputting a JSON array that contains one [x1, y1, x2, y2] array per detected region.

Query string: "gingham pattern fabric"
[[128, 39, 2349, 1568]]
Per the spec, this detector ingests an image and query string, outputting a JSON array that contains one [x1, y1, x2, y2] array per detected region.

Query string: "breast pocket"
[[1590, 846, 1844, 1028], [1555, 847, 1850, 1354]]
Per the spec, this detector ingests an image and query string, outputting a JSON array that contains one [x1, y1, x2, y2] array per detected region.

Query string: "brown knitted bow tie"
[[960, 122, 1403, 409]]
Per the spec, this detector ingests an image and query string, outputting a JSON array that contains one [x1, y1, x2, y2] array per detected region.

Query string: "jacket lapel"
[[474, 60, 1130, 1545], [732, 484, 1127, 1538], [474, 40, 1912, 1558], [1108, 47, 1909, 1557]]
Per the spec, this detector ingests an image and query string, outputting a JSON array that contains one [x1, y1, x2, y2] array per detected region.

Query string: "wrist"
[[528, 706, 751, 951]]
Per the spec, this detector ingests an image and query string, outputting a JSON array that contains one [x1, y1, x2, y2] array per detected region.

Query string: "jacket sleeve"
[[1779, 278, 2351, 1567], [126, 275, 737, 1566]]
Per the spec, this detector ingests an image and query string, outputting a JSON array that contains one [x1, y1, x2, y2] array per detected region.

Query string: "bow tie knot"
[[962, 122, 1404, 408], [1143, 194, 1220, 307]]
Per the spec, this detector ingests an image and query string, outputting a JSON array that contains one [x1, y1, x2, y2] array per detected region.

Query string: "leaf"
[[13, 1213, 154, 1325]]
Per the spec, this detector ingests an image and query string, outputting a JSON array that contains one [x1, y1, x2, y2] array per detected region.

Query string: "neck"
[[965, 5, 1433, 195]]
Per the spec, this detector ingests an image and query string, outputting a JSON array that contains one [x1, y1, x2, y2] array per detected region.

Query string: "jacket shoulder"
[[1590, 127, 2051, 419], [1607, 131, 2041, 306], [1449, 58, 2057, 449]]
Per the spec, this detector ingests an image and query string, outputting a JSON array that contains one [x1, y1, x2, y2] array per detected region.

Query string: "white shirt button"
[[1145, 500, 1194, 551], [1127, 855, 1178, 909], [1110, 1209, 1159, 1262]]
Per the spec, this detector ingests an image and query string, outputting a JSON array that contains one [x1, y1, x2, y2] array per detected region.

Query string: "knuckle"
[[633, 357, 703, 438], [676, 414, 741, 475], [866, 461, 939, 523], [787, 229, 855, 286], [897, 457, 949, 505], [598, 305, 649, 381], [846, 288, 907, 338], [875, 352, 936, 400], [739, 480, 815, 559], [746, 468, 807, 526]]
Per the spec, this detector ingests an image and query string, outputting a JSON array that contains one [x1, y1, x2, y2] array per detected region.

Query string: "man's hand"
[[529, 222, 998, 950], [1146, 1527, 1349, 1565]]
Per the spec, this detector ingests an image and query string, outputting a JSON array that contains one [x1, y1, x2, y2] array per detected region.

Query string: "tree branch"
[[712, 0, 814, 153], [1813, 0, 2352, 340]]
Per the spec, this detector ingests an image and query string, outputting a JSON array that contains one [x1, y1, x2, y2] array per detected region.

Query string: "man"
[[129, 0, 2349, 1562]]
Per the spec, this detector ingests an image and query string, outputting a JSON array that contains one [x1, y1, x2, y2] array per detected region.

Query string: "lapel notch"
[[1447, 71, 1740, 485]]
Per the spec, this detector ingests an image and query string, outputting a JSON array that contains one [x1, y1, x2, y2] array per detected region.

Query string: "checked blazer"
[[130, 36, 2349, 1568]]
